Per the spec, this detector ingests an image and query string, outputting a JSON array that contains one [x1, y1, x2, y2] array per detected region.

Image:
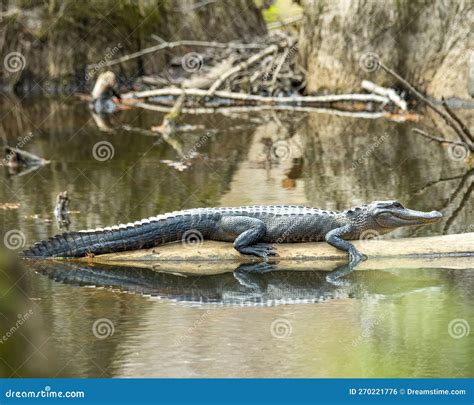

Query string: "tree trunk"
[[299, 0, 473, 99]]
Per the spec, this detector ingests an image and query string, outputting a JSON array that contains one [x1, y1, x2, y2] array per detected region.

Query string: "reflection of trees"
[[301, 112, 473, 236], [411, 168, 473, 236]]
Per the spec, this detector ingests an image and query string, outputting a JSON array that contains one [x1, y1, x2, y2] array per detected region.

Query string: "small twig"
[[92, 40, 267, 69], [441, 97, 474, 144], [267, 15, 303, 30], [411, 128, 466, 147], [269, 43, 295, 93], [206, 43, 280, 97]]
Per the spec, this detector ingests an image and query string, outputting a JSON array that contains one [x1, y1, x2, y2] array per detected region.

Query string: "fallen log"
[[76, 233, 474, 274]]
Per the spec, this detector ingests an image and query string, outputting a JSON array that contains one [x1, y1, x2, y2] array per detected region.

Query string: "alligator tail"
[[21, 214, 196, 258]]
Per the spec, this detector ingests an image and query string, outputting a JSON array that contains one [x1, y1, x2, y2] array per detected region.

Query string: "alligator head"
[[348, 200, 442, 236]]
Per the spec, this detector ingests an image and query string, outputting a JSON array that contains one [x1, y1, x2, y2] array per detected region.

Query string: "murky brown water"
[[0, 95, 473, 377]]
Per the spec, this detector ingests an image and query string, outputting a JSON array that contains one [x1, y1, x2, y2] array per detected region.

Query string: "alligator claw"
[[237, 243, 279, 260], [235, 262, 277, 273]]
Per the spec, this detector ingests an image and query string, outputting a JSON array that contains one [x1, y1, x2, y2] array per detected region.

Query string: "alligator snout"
[[425, 210, 443, 223]]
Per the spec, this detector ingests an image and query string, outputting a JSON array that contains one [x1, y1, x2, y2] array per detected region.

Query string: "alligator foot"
[[237, 243, 279, 260], [349, 249, 367, 266], [235, 262, 277, 273], [325, 262, 357, 285], [233, 263, 276, 290]]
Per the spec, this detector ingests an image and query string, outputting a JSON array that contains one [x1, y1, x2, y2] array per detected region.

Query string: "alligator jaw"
[[391, 209, 442, 226]]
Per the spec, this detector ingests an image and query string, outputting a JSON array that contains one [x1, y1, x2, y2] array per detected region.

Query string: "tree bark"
[[299, 0, 473, 99]]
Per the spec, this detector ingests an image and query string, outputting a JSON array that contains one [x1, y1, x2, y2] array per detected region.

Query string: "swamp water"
[[0, 96, 472, 377]]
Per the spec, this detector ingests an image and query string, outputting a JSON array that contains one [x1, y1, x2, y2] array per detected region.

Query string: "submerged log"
[[76, 233, 474, 274]]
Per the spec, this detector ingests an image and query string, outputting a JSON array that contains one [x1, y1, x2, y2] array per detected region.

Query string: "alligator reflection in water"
[[28, 261, 444, 306]]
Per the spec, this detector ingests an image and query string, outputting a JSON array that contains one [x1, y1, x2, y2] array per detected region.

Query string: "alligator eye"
[[392, 202, 404, 209]]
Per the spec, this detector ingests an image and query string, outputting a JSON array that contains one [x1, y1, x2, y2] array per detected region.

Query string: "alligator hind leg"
[[218, 216, 278, 260]]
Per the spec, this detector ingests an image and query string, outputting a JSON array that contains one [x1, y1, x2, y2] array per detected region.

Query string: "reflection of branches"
[[410, 169, 474, 236], [414, 171, 470, 196], [411, 129, 465, 147], [443, 182, 474, 233]]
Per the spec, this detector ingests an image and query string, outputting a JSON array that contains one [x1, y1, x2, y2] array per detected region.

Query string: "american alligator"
[[22, 200, 442, 266]]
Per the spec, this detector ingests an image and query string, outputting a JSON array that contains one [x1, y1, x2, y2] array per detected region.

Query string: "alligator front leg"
[[218, 216, 278, 260], [325, 225, 367, 265]]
